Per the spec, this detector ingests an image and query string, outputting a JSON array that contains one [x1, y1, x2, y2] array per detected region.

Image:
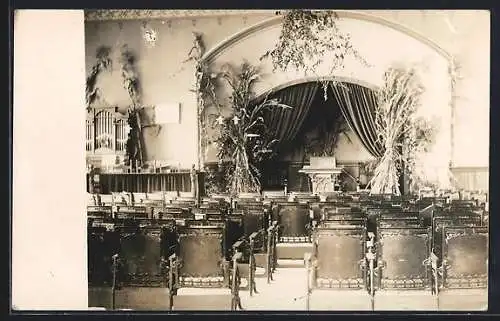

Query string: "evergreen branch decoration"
[[85, 46, 113, 110], [368, 66, 435, 195], [260, 9, 369, 99]]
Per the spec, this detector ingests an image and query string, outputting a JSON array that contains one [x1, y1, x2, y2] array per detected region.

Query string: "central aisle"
[[239, 266, 309, 310]]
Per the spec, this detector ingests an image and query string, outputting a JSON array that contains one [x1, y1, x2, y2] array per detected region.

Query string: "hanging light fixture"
[[141, 21, 158, 48]]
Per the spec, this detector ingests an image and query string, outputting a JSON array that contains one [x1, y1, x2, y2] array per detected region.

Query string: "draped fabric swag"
[[264, 82, 319, 149], [330, 83, 385, 158]]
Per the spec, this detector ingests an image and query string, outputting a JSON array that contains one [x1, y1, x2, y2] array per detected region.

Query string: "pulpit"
[[299, 157, 343, 194]]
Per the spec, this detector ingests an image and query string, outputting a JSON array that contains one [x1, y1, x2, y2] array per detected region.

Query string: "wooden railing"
[[450, 167, 489, 191], [87, 172, 192, 194]]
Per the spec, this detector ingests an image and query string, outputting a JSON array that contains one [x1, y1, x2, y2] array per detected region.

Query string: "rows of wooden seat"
[[87, 191, 488, 310], [304, 198, 488, 310]]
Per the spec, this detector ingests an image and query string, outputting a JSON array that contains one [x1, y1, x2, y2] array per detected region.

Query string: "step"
[[276, 242, 313, 260], [277, 259, 306, 268]]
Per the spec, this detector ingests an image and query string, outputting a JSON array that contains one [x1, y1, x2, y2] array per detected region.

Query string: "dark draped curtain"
[[264, 82, 319, 148], [330, 83, 385, 158]]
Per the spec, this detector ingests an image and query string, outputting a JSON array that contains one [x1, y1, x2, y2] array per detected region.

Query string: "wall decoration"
[[119, 45, 145, 168], [155, 103, 181, 124], [85, 46, 113, 111]]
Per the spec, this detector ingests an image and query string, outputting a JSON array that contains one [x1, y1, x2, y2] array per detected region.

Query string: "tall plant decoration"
[[213, 62, 292, 195], [85, 46, 113, 110], [368, 67, 434, 195], [119, 45, 144, 168], [261, 10, 368, 99]]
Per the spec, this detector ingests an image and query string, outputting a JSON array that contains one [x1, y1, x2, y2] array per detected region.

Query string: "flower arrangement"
[[211, 62, 293, 195], [368, 66, 435, 195]]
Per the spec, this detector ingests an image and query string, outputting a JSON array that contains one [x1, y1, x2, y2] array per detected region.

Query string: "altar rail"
[[87, 173, 192, 194]]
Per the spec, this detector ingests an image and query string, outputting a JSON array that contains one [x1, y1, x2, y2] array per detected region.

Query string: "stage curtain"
[[330, 83, 385, 158], [265, 82, 319, 147]]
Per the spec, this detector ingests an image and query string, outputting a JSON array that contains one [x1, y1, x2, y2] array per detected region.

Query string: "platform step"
[[276, 242, 313, 260], [277, 259, 306, 268]]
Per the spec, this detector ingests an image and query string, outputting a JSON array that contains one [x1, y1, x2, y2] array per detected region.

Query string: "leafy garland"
[[261, 10, 369, 99], [368, 67, 435, 195], [212, 62, 292, 196]]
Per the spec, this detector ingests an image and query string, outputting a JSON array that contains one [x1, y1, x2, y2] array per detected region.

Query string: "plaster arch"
[[202, 12, 454, 187]]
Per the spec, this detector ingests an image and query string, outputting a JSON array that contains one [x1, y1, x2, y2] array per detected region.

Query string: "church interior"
[[13, 9, 490, 311]]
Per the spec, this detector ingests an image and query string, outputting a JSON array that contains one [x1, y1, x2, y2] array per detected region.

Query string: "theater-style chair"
[[102, 222, 175, 310], [88, 224, 121, 309], [373, 226, 436, 310], [232, 199, 271, 288], [305, 221, 372, 310], [274, 201, 313, 265], [431, 216, 482, 280], [169, 221, 242, 310], [436, 226, 488, 311]]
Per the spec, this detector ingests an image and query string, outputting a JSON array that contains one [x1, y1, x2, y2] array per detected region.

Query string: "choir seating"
[[305, 223, 371, 310]]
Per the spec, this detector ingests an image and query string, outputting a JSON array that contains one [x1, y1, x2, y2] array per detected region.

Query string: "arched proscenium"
[[196, 10, 453, 171]]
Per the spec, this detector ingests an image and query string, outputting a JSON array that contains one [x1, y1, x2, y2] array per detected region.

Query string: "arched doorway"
[[253, 79, 387, 193]]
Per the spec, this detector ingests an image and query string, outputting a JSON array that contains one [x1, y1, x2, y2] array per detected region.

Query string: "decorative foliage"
[[84, 44, 145, 169], [368, 66, 434, 195], [85, 46, 113, 110], [211, 62, 292, 195], [261, 10, 369, 99], [118, 45, 144, 168]]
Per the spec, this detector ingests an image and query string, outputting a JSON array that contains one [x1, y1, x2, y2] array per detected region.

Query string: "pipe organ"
[[86, 107, 129, 169]]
